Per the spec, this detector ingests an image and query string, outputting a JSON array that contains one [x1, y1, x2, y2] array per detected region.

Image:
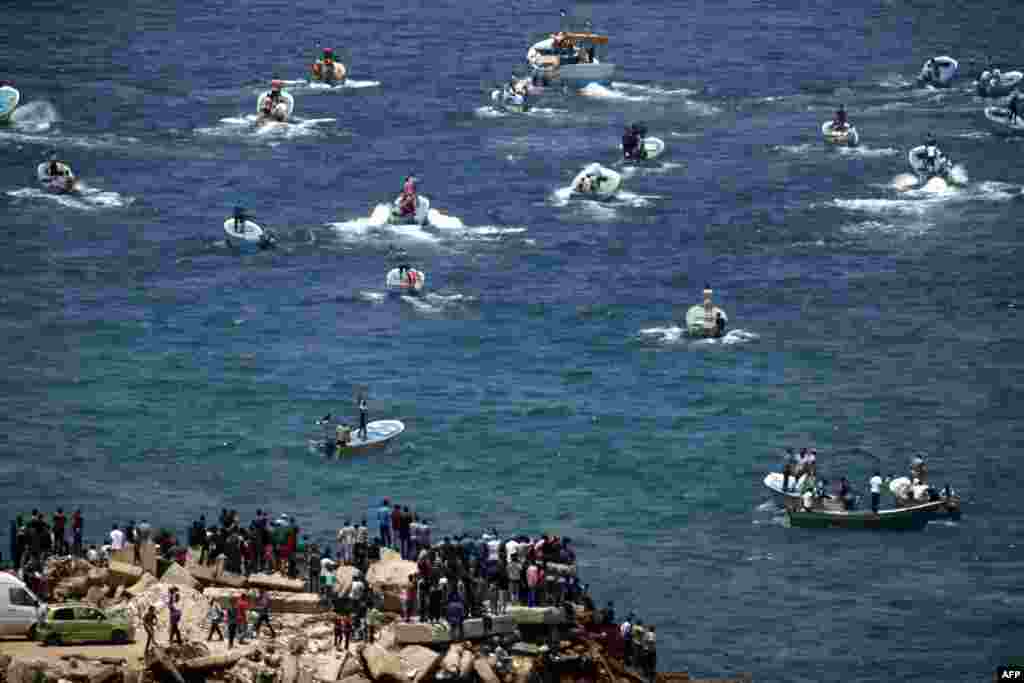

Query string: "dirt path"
[[0, 636, 147, 665]]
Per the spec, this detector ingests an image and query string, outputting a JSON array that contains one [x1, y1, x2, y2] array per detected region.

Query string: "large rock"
[[361, 644, 402, 683], [203, 588, 326, 614], [160, 562, 198, 590], [365, 559, 417, 612], [378, 549, 401, 562], [473, 658, 500, 683], [463, 615, 516, 640], [247, 573, 305, 593], [110, 543, 158, 576], [511, 656, 535, 683], [457, 651, 474, 679], [391, 616, 516, 646], [7, 658, 52, 683], [85, 585, 108, 606], [339, 651, 366, 679], [440, 645, 463, 675], [125, 573, 157, 597], [338, 676, 371, 683], [108, 561, 143, 587], [396, 646, 441, 683], [334, 566, 357, 598], [504, 606, 565, 625]]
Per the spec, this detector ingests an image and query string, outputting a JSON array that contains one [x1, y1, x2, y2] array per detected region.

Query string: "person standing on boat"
[[359, 397, 368, 438], [622, 126, 641, 160], [869, 470, 884, 514], [1009, 91, 1021, 124], [833, 105, 848, 131], [714, 311, 726, 338], [782, 447, 796, 492]]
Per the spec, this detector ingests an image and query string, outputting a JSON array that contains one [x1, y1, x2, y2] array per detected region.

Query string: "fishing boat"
[[916, 56, 958, 88], [317, 419, 405, 457], [527, 31, 615, 86], [786, 499, 946, 530]]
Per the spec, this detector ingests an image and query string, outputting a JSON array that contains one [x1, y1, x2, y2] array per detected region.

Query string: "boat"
[[916, 56, 958, 88], [984, 106, 1024, 136], [386, 267, 426, 295], [527, 32, 615, 86], [36, 162, 78, 194], [223, 215, 275, 251], [387, 194, 431, 226], [976, 69, 1023, 97], [684, 286, 728, 338], [786, 499, 946, 531], [570, 163, 621, 199], [763, 472, 815, 502], [821, 120, 860, 147], [490, 85, 530, 113], [256, 87, 295, 123], [0, 83, 20, 123], [888, 477, 962, 520], [319, 419, 405, 456], [907, 144, 956, 183], [622, 136, 666, 161]]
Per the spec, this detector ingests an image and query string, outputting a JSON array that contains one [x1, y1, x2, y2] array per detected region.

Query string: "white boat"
[[764, 472, 814, 501], [36, 162, 78, 194], [984, 106, 1024, 135], [916, 56, 958, 88], [256, 90, 295, 122], [527, 32, 615, 85], [0, 84, 20, 123], [570, 163, 621, 199], [223, 216, 274, 251], [622, 136, 666, 160], [907, 144, 954, 182], [684, 287, 728, 338], [387, 194, 431, 226], [976, 69, 1023, 97], [490, 86, 530, 112], [323, 419, 405, 456], [386, 267, 426, 295], [821, 120, 860, 147]]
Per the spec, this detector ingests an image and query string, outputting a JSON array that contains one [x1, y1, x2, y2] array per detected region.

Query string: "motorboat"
[[223, 211, 275, 251], [976, 69, 1023, 97], [36, 161, 78, 194], [257, 84, 295, 122], [386, 267, 426, 295], [907, 144, 957, 183], [684, 287, 728, 338], [0, 83, 20, 123], [821, 120, 860, 147], [570, 163, 621, 199], [318, 418, 405, 456], [786, 500, 946, 530], [387, 194, 431, 226], [984, 106, 1024, 135], [527, 31, 615, 86], [916, 56, 958, 88]]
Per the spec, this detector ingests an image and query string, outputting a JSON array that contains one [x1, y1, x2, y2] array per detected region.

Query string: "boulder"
[[179, 650, 248, 672], [247, 573, 305, 593], [87, 568, 111, 587], [396, 646, 441, 683], [280, 655, 300, 683], [334, 566, 357, 598], [392, 622, 447, 646], [504, 606, 565, 625], [159, 563, 198, 590], [85, 585, 108, 606], [108, 562, 143, 587], [510, 656, 535, 683], [125, 573, 157, 597], [7, 658, 52, 683], [307, 656, 342, 682], [361, 644, 402, 683], [203, 588, 325, 614], [365, 559, 417, 612], [440, 644, 462, 674], [457, 651, 474, 679], [463, 615, 516, 640], [338, 676, 372, 683], [339, 651, 366, 679], [473, 658, 500, 683], [289, 635, 309, 656], [110, 543, 158, 575], [379, 549, 401, 562]]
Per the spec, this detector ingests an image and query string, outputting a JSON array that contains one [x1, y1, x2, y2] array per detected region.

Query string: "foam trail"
[[9, 101, 59, 133]]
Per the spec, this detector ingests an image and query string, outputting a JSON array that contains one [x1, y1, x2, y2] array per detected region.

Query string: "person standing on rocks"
[[236, 593, 250, 644], [333, 612, 345, 650], [53, 508, 66, 556], [620, 614, 634, 666], [446, 593, 465, 641], [226, 599, 238, 649], [110, 523, 125, 551], [643, 625, 657, 682], [253, 588, 276, 638], [377, 499, 392, 549], [390, 504, 402, 553], [143, 605, 158, 654], [207, 600, 225, 641], [168, 587, 184, 645], [71, 509, 83, 557]]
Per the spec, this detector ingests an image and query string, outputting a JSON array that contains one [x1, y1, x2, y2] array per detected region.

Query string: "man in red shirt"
[[236, 593, 250, 644]]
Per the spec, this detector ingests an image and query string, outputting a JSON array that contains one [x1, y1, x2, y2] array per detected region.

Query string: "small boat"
[[490, 85, 530, 113], [321, 419, 405, 456], [256, 87, 295, 123], [36, 162, 78, 194], [888, 477, 961, 520], [821, 120, 860, 147], [570, 163, 621, 199], [527, 31, 615, 86], [984, 106, 1024, 136], [763, 472, 814, 502], [916, 56, 958, 88], [976, 69, 1023, 97], [386, 267, 426, 295], [907, 144, 956, 183], [0, 83, 20, 124], [786, 499, 946, 531], [684, 287, 728, 338], [223, 214, 275, 251], [387, 194, 431, 226]]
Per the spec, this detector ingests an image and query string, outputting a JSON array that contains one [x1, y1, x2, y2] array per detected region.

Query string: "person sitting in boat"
[[45, 157, 72, 180], [232, 206, 250, 233], [921, 133, 942, 173], [261, 80, 286, 117], [832, 105, 848, 131], [398, 176, 417, 216]]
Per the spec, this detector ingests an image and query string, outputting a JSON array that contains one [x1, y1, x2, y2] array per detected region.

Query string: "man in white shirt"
[[620, 615, 634, 665], [505, 539, 520, 563], [869, 471, 884, 514], [110, 524, 125, 550]]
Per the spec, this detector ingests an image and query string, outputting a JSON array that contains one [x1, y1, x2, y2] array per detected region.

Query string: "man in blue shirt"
[[377, 499, 392, 548]]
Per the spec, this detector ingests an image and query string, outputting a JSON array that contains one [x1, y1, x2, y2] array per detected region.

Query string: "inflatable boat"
[[907, 145, 954, 181], [983, 106, 1024, 135], [256, 90, 295, 122], [821, 120, 860, 147], [223, 216, 275, 251], [570, 163, 622, 199], [917, 56, 958, 88], [976, 69, 1023, 97], [388, 194, 431, 226]]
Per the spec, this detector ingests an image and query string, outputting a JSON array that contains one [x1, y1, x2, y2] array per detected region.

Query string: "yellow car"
[[37, 603, 135, 646]]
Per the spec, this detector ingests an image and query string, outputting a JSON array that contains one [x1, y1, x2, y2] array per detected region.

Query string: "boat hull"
[[786, 501, 945, 531], [322, 419, 405, 456]]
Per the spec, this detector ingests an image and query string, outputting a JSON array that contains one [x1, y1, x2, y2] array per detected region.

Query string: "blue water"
[[2, 0, 1023, 679]]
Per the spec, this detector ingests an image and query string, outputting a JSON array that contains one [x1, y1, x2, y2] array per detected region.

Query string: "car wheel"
[[111, 630, 128, 644]]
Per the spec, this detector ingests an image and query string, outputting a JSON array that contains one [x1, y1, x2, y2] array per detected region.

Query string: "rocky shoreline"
[[1, 544, 752, 683]]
